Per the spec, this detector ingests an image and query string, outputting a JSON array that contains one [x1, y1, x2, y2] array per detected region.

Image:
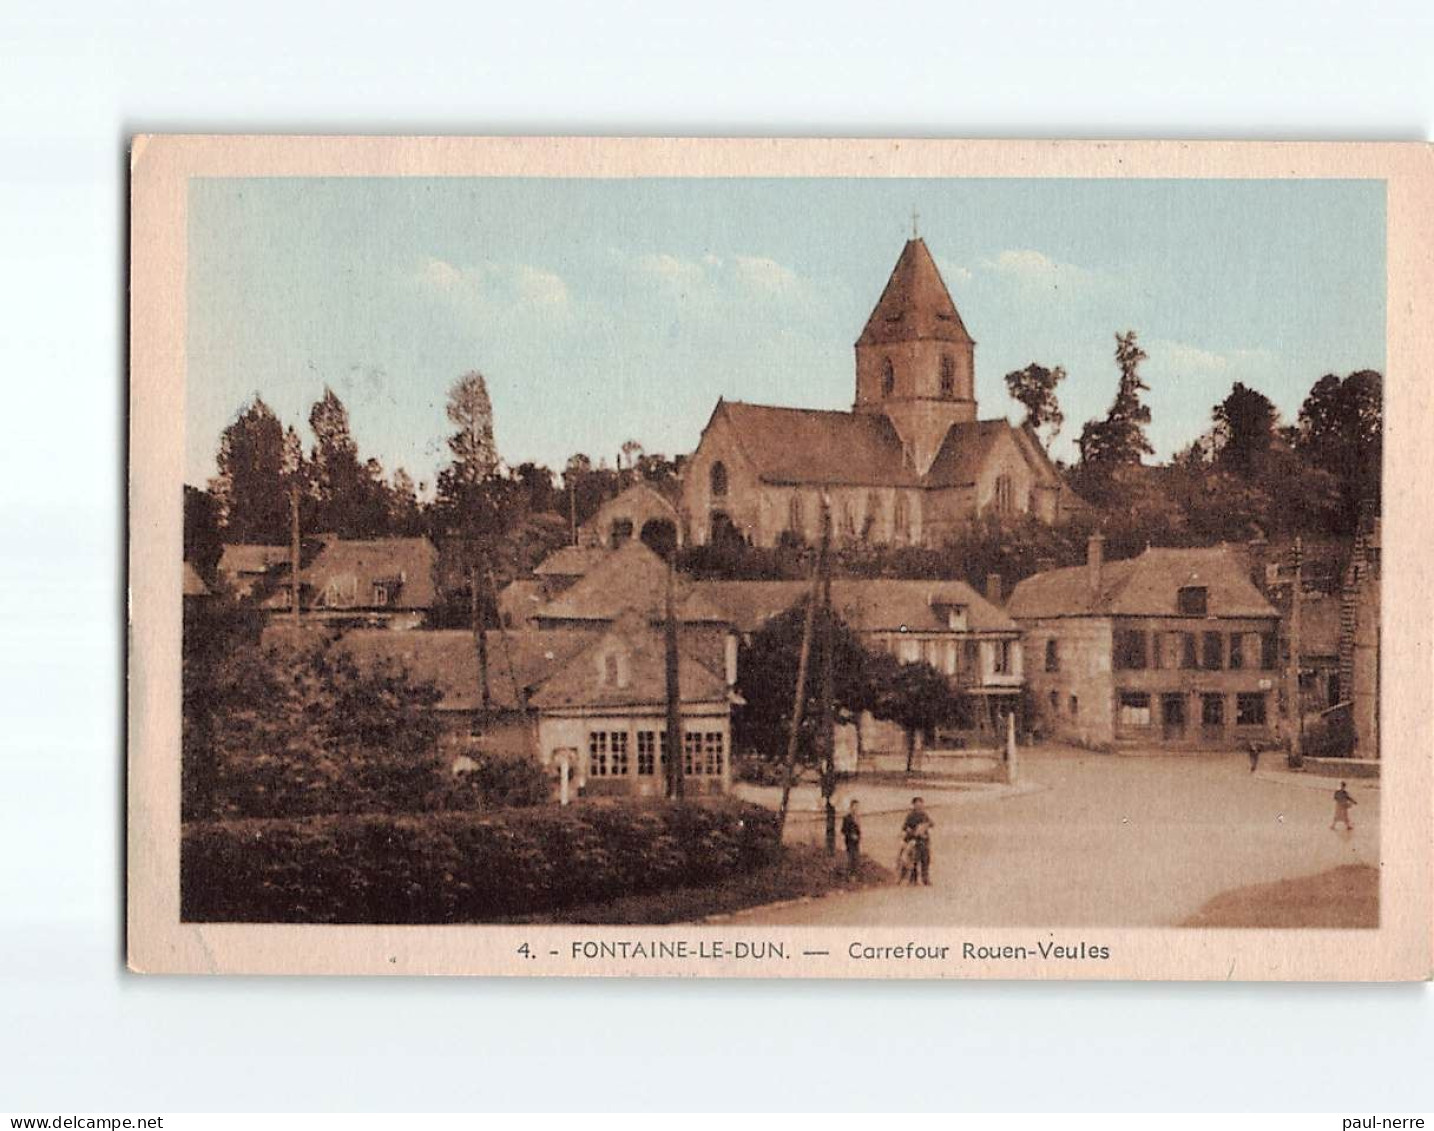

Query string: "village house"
[[1008, 536, 1281, 749], [680, 237, 1083, 549], [577, 480, 682, 555], [1341, 521, 1380, 758], [334, 613, 735, 797], [218, 535, 439, 629]]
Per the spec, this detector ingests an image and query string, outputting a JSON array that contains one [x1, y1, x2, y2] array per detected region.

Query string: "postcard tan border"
[[128, 136, 1434, 979]]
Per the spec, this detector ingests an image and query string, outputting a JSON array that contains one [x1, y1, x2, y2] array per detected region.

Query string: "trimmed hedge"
[[181, 798, 782, 923]]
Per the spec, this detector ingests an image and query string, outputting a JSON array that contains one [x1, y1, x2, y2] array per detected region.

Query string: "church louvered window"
[[882, 358, 895, 397], [940, 355, 955, 397]]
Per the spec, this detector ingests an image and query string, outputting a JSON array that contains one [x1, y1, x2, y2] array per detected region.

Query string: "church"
[[681, 237, 1082, 548]]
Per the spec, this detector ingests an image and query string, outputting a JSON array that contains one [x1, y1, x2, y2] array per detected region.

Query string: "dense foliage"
[[181, 798, 782, 923]]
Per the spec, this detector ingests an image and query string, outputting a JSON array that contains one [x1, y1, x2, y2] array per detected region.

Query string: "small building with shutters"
[[1009, 537, 1281, 750]]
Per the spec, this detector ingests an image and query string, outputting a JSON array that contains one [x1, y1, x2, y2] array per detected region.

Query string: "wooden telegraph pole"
[[289, 483, 301, 626], [778, 501, 829, 836], [664, 553, 685, 798], [1287, 536, 1304, 765], [471, 562, 491, 714], [818, 497, 837, 855]]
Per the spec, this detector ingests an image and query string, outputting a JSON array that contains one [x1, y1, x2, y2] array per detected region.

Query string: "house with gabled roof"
[[577, 479, 682, 555], [1008, 535, 1281, 749], [334, 613, 736, 797], [681, 237, 1083, 549]]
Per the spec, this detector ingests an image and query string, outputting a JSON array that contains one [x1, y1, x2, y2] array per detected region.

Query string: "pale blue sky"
[[186, 177, 1385, 491]]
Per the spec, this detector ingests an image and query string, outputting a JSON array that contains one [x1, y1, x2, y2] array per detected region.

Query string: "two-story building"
[[1009, 536, 1281, 749]]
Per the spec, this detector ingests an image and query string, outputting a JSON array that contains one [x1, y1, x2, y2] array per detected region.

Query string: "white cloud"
[[1146, 339, 1278, 377], [984, 248, 1096, 292], [412, 256, 570, 317], [625, 249, 818, 318]]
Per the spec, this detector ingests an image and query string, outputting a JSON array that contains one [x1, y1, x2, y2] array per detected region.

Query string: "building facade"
[[1010, 538, 1281, 750], [680, 238, 1081, 549]]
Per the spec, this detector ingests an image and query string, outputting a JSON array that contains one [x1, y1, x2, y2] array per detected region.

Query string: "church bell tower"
[[854, 236, 976, 476]]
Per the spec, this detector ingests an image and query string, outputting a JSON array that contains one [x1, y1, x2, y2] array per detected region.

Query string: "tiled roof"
[[532, 544, 612, 578], [856, 238, 973, 347], [534, 539, 730, 625], [182, 561, 212, 597], [1007, 545, 1278, 620], [304, 537, 438, 610], [690, 578, 1017, 634], [218, 544, 289, 576], [333, 628, 594, 712], [716, 401, 920, 487], [528, 626, 731, 711]]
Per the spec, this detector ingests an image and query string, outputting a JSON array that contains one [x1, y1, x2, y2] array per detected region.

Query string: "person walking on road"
[[1331, 781, 1357, 831], [902, 797, 935, 886], [1248, 740, 1261, 773], [841, 799, 862, 880]]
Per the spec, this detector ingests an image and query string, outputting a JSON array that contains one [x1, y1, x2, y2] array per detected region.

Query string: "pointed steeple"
[[857, 238, 973, 348]]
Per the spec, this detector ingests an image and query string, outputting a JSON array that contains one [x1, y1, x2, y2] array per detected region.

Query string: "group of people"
[[839, 796, 934, 886]]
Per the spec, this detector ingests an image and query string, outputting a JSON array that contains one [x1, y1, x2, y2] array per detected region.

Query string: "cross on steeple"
[[911, 207, 920, 239]]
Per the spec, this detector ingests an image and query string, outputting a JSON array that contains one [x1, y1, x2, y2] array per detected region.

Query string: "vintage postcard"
[[128, 136, 1432, 979]]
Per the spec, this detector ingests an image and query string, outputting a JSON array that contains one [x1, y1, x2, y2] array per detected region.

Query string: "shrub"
[[182, 797, 782, 923], [442, 750, 554, 810]]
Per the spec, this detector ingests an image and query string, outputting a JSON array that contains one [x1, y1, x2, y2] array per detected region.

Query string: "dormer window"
[[940, 355, 955, 397], [1177, 586, 1209, 617], [881, 358, 895, 397]]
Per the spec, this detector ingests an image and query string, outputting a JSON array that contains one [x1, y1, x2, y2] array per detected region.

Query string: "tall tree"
[[183, 485, 224, 583], [1296, 370, 1383, 534], [307, 386, 370, 535], [445, 371, 499, 487], [211, 396, 290, 543], [1212, 381, 1279, 475], [1004, 362, 1066, 443], [1077, 331, 1153, 469]]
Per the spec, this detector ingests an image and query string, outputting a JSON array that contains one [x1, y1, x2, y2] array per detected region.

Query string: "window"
[[703, 732, 725, 777], [637, 731, 658, 776], [841, 501, 857, 540], [787, 493, 805, 535], [710, 461, 728, 498], [610, 518, 633, 547], [1181, 632, 1198, 670], [1049, 691, 1059, 713], [603, 653, 620, 685], [881, 358, 895, 396], [1069, 694, 1079, 717], [1236, 693, 1267, 727], [610, 731, 630, 775], [1044, 638, 1060, 672], [371, 582, 390, 606], [588, 732, 610, 776], [864, 491, 883, 540], [1118, 691, 1152, 727], [993, 640, 1013, 675], [1228, 632, 1245, 670], [1261, 632, 1279, 671], [893, 494, 910, 540], [1177, 586, 1208, 617], [940, 355, 955, 397], [1113, 628, 1148, 670], [683, 730, 702, 775], [1202, 631, 1223, 671], [1202, 694, 1225, 728], [994, 475, 1014, 516]]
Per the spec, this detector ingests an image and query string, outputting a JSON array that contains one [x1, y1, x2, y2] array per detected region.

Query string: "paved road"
[[740, 748, 1379, 927]]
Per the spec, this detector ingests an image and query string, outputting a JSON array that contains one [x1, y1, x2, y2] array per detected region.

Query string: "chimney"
[[1087, 532, 1105, 596], [985, 572, 1003, 606]]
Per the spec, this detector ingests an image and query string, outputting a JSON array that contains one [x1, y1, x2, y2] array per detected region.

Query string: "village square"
[[181, 226, 1384, 929]]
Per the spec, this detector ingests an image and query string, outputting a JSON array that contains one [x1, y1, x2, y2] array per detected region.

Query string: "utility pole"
[[778, 504, 828, 836], [664, 553, 685, 799], [818, 498, 837, 855], [569, 475, 579, 546], [471, 562, 491, 714], [1287, 537, 1304, 765], [289, 482, 301, 626]]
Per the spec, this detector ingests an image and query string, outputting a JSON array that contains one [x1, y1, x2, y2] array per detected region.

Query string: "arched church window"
[[864, 491, 883, 541], [940, 355, 955, 397], [994, 474, 1014, 516], [710, 461, 728, 498], [893, 493, 910, 542], [788, 492, 805, 536], [881, 358, 895, 397]]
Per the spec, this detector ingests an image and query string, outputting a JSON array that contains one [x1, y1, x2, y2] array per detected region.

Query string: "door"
[[1161, 693, 1186, 740]]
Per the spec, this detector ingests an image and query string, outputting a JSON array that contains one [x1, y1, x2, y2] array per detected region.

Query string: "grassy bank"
[[506, 844, 893, 925], [1181, 864, 1378, 928]]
